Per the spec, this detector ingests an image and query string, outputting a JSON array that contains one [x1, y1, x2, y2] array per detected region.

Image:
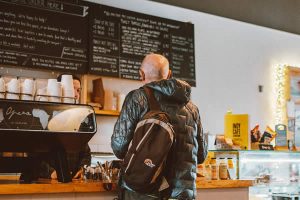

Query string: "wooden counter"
[[0, 178, 118, 200], [0, 181, 115, 195], [197, 179, 254, 200], [197, 179, 254, 189], [0, 177, 253, 195]]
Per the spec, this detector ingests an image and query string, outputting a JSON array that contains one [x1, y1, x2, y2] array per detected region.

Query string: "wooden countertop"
[[0, 177, 253, 195], [197, 179, 254, 189], [0, 179, 116, 195]]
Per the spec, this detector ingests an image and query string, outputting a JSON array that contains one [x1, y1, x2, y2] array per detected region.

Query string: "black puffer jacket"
[[111, 78, 207, 200]]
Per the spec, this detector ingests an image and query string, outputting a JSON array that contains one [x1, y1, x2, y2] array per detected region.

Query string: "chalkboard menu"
[[0, 0, 88, 73], [88, 3, 196, 86], [0, 0, 196, 85]]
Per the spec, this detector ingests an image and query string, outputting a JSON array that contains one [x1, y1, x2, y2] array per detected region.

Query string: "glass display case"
[[212, 150, 300, 200]]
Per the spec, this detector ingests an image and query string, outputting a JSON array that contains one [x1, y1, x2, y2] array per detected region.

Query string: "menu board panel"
[[0, 1, 196, 84], [89, 3, 196, 86], [0, 0, 88, 73]]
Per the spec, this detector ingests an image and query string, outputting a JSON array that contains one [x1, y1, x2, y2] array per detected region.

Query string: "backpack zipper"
[[125, 153, 135, 173], [125, 123, 155, 173]]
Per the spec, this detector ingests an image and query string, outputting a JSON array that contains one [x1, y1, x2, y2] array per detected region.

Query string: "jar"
[[219, 158, 228, 180], [210, 158, 218, 180], [205, 164, 211, 180], [227, 158, 234, 169], [210, 157, 217, 165], [227, 158, 236, 179]]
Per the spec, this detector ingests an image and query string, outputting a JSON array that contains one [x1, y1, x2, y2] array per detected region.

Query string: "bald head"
[[140, 53, 170, 83]]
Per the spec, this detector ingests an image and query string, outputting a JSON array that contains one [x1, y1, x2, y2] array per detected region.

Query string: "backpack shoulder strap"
[[143, 86, 160, 111]]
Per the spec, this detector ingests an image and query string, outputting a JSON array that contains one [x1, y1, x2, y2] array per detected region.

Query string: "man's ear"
[[167, 70, 172, 79], [139, 70, 145, 81]]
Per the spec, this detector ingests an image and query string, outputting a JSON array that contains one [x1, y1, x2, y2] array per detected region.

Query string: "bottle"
[[227, 158, 236, 180], [210, 157, 217, 165], [219, 158, 228, 180], [210, 158, 218, 180], [205, 164, 211, 180]]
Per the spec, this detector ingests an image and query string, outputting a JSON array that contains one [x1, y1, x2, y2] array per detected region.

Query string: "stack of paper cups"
[[21, 79, 35, 101], [63, 89, 75, 103], [35, 87, 48, 102], [6, 78, 20, 100], [47, 79, 62, 103], [60, 75, 75, 104], [0, 77, 5, 99], [117, 93, 126, 111]]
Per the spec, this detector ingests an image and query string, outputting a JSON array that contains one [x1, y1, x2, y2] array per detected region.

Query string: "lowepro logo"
[[144, 159, 155, 168]]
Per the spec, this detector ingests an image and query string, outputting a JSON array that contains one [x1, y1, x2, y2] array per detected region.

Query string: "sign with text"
[[275, 124, 287, 147], [224, 113, 249, 150], [88, 3, 196, 86], [0, 0, 88, 73], [259, 144, 274, 150]]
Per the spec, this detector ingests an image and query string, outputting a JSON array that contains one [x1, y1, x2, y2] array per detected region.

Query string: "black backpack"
[[122, 86, 175, 194]]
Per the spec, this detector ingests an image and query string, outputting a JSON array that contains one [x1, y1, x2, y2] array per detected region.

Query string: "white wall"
[[87, 0, 300, 152]]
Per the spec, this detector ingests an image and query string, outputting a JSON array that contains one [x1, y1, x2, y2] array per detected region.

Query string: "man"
[[111, 53, 207, 200]]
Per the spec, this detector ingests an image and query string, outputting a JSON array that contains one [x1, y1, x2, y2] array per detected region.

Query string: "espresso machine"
[[0, 99, 97, 183]]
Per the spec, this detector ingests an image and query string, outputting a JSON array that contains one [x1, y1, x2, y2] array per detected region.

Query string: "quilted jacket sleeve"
[[186, 102, 208, 164], [111, 89, 148, 159], [195, 108, 207, 164]]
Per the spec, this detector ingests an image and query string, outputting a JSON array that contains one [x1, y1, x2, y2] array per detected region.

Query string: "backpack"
[[122, 86, 175, 194]]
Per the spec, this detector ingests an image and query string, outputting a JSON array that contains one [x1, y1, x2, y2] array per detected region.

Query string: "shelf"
[[94, 109, 120, 116]]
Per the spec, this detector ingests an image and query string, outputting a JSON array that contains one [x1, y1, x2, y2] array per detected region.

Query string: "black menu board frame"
[[0, 0, 89, 73], [88, 3, 196, 86]]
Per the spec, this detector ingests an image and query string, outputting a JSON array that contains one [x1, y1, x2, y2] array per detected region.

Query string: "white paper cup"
[[47, 79, 57, 87], [38, 96, 48, 102], [21, 94, 33, 101], [6, 78, 20, 94], [61, 74, 73, 83], [48, 86, 62, 95], [47, 80, 62, 103], [63, 89, 74, 98], [62, 97, 75, 104], [6, 93, 19, 100], [60, 75, 74, 91], [0, 78, 5, 92], [35, 87, 48, 102], [21, 79, 35, 96], [0, 78, 5, 99], [49, 96, 61, 103]]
